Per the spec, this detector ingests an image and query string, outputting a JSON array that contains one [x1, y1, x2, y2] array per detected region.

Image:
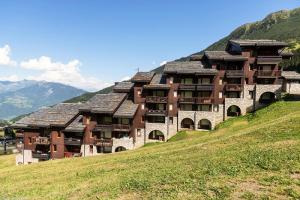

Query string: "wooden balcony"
[[256, 56, 282, 64], [64, 152, 82, 158], [179, 84, 196, 90], [226, 70, 244, 77], [145, 96, 168, 103], [94, 138, 113, 147], [225, 84, 243, 91], [32, 152, 50, 160], [32, 136, 50, 145], [256, 70, 281, 78], [64, 138, 82, 146], [146, 109, 167, 116], [196, 84, 214, 91], [179, 97, 195, 104], [94, 124, 113, 131], [195, 97, 214, 104], [15, 133, 24, 138], [113, 124, 131, 132]]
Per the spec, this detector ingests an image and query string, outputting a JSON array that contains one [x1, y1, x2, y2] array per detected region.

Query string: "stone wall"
[[15, 150, 39, 165], [145, 118, 168, 143], [80, 144, 98, 157], [134, 128, 145, 148], [112, 137, 134, 152], [285, 82, 300, 95]]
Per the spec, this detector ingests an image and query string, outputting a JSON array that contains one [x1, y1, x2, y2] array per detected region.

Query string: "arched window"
[[115, 146, 126, 152], [259, 92, 275, 104], [227, 105, 241, 117], [181, 118, 195, 129], [198, 119, 212, 130], [149, 130, 165, 141]]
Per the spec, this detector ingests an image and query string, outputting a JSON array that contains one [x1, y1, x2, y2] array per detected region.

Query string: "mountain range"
[[0, 80, 85, 120]]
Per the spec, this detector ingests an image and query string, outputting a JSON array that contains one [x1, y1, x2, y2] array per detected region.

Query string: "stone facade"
[[285, 82, 300, 95], [112, 137, 134, 152], [15, 150, 39, 165]]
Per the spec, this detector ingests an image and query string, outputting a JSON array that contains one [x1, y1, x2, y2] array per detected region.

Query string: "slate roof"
[[229, 39, 287, 47], [113, 81, 134, 92], [64, 115, 85, 132], [12, 103, 81, 128], [164, 61, 218, 74], [113, 100, 139, 118], [204, 51, 248, 61], [131, 72, 155, 82], [80, 93, 127, 114], [143, 74, 170, 89], [282, 71, 300, 80]]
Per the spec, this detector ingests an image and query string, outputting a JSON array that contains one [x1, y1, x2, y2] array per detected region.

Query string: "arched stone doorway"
[[181, 118, 194, 129], [198, 119, 212, 130], [227, 105, 241, 117], [148, 130, 165, 141], [259, 92, 276, 104], [115, 146, 126, 152]]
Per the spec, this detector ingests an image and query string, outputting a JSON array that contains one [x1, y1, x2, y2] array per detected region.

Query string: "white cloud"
[[21, 56, 111, 91], [0, 45, 17, 66], [120, 76, 131, 81], [160, 60, 167, 66], [0, 74, 21, 82]]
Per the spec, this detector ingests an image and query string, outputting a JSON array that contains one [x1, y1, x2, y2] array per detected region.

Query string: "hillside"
[[0, 80, 85, 119], [1, 101, 300, 199], [64, 7, 300, 104]]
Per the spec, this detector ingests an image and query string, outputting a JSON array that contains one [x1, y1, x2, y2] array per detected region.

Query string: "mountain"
[[1, 101, 300, 199], [64, 7, 300, 104], [0, 80, 85, 119]]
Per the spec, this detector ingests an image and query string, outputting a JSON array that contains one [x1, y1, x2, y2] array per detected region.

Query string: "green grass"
[[1, 101, 300, 199]]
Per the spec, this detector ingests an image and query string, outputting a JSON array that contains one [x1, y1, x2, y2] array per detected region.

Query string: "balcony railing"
[[32, 152, 50, 160], [256, 70, 281, 77], [64, 138, 82, 146], [145, 96, 168, 103], [146, 109, 167, 116], [16, 133, 24, 138], [179, 84, 196, 90], [225, 84, 243, 91], [226, 70, 244, 77], [64, 152, 82, 158], [195, 97, 214, 104], [94, 138, 113, 147], [32, 136, 50, 145], [113, 124, 131, 132], [94, 124, 113, 131], [179, 97, 195, 103], [256, 56, 282, 64], [196, 84, 214, 91]]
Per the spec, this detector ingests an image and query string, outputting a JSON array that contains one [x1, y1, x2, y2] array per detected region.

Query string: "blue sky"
[[0, 1, 299, 91]]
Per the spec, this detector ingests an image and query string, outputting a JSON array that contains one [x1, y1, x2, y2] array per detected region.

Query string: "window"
[[104, 116, 112, 124], [53, 144, 57, 152], [180, 104, 193, 111], [214, 105, 219, 112], [147, 116, 165, 123], [141, 116, 145, 123], [86, 117, 90, 125], [141, 104, 145, 110], [182, 91, 193, 98], [181, 78, 193, 84], [169, 117, 173, 124], [249, 91, 254, 99], [89, 145, 93, 154], [219, 92, 223, 98], [28, 137, 32, 144], [197, 105, 212, 111], [57, 132, 61, 138], [137, 90, 141, 97], [169, 104, 173, 111], [219, 79, 223, 85], [199, 78, 211, 84], [174, 91, 177, 97], [137, 129, 142, 137], [153, 90, 165, 97], [118, 118, 129, 124], [169, 77, 174, 84]]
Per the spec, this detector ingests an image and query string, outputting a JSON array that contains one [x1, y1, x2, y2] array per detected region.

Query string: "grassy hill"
[[1, 101, 300, 199]]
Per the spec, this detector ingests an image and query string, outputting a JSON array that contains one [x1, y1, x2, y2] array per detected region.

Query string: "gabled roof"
[[282, 71, 300, 80], [143, 74, 170, 89], [113, 81, 134, 92], [164, 61, 218, 74], [204, 51, 247, 61], [12, 103, 81, 128], [64, 115, 85, 132], [113, 100, 139, 118], [80, 93, 127, 114], [131, 72, 155, 82], [229, 39, 287, 47]]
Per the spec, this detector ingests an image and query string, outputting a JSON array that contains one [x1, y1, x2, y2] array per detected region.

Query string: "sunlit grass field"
[[0, 101, 300, 199]]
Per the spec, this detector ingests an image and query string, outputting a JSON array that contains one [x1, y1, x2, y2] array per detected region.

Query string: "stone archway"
[[181, 118, 194, 129], [227, 105, 241, 117], [115, 146, 126, 152], [148, 130, 165, 141], [259, 92, 276, 104], [198, 119, 212, 130]]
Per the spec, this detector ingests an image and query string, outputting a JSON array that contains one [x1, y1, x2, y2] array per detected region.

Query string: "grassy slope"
[[1, 101, 300, 199]]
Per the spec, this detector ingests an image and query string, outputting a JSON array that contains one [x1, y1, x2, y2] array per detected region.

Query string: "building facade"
[[12, 39, 300, 164]]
